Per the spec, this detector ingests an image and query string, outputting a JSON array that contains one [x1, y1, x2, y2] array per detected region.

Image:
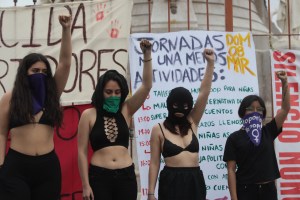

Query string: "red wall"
[[54, 104, 92, 200]]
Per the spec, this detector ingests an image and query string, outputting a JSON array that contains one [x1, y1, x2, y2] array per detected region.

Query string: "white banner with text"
[[0, 0, 133, 105], [271, 49, 300, 200], [130, 31, 259, 200]]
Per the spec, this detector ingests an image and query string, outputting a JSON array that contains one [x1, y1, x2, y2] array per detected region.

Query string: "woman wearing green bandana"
[[78, 40, 153, 200]]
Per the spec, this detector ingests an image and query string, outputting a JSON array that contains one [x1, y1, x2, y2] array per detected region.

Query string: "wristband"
[[142, 58, 152, 62]]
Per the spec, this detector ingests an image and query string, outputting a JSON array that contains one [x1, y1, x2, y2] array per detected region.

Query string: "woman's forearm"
[[59, 26, 72, 68], [78, 151, 90, 187], [148, 162, 160, 194], [199, 61, 214, 96], [142, 50, 153, 90], [281, 79, 290, 113], [228, 169, 238, 200]]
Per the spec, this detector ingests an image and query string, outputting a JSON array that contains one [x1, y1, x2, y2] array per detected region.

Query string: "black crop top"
[[158, 123, 199, 158], [89, 111, 130, 151], [9, 112, 54, 129]]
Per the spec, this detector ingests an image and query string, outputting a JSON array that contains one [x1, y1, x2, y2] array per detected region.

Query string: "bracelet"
[[142, 58, 152, 62], [148, 194, 154, 195]]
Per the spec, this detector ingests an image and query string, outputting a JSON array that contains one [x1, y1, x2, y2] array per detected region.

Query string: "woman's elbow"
[[141, 84, 152, 93]]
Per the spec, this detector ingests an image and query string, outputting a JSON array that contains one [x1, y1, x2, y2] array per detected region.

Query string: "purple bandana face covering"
[[242, 112, 263, 146], [28, 73, 47, 114]]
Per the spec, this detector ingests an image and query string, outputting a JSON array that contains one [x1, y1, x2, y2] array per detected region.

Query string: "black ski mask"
[[166, 87, 193, 124]]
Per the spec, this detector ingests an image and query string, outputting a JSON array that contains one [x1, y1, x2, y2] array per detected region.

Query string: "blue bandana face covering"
[[28, 73, 47, 114], [242, 112, 263, 146], [103, 96, 121, 113]]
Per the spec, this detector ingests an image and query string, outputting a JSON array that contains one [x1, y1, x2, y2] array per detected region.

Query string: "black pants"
[[0, 148, 61, 200], [237, 181, 278, 200], [89, 164, 137, 200], [158, 166, 206, 200]]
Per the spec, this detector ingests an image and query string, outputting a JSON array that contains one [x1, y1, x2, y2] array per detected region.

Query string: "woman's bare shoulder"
[[80, 107, 97, 119], [151, 122, 164, 136], [0, 91, 12, 105]]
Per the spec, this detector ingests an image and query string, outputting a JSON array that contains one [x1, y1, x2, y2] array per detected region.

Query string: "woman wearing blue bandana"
[[223, 71, 290, 200], [0, 15, 72, 200], [77, 39, 153, 200]]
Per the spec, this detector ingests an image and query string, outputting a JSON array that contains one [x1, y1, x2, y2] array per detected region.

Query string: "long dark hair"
[[9, 53, 63, 127], [238, 95, 266, 118], [91, 70, 129, 113]]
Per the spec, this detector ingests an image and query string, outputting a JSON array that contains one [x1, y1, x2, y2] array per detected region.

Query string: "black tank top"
[[9, 112, 54, 129], [158, 123, 199, 158], [89, 111, 130, 151]]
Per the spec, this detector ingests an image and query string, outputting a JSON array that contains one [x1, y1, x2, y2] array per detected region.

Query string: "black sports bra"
[[9, 112, 54, 129], [158, 123, 199, 158]]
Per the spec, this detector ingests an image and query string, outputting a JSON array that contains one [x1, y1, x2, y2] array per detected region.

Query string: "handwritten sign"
[[0, 0, 133, 105], [129, 31, 259, 200]]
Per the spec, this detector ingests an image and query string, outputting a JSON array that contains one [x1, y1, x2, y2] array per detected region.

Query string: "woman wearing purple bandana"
[[0, 15, 72, 200], [223, 71, 290, 200]]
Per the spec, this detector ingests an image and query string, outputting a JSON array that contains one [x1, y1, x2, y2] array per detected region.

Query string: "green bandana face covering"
[[103, 96, 121, 113]]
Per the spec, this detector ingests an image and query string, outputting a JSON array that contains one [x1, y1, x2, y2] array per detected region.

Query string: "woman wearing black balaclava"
[[0, 15, 72, 200], [148, 49, 215, 200], [223, 71, 290, 200], [77, 40, 152, 200]]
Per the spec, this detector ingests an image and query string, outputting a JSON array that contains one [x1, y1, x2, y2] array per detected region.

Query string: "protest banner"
[[0, 0, 133, 105], [271, 49, 300, 200], [129, 31, 259, 200]]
